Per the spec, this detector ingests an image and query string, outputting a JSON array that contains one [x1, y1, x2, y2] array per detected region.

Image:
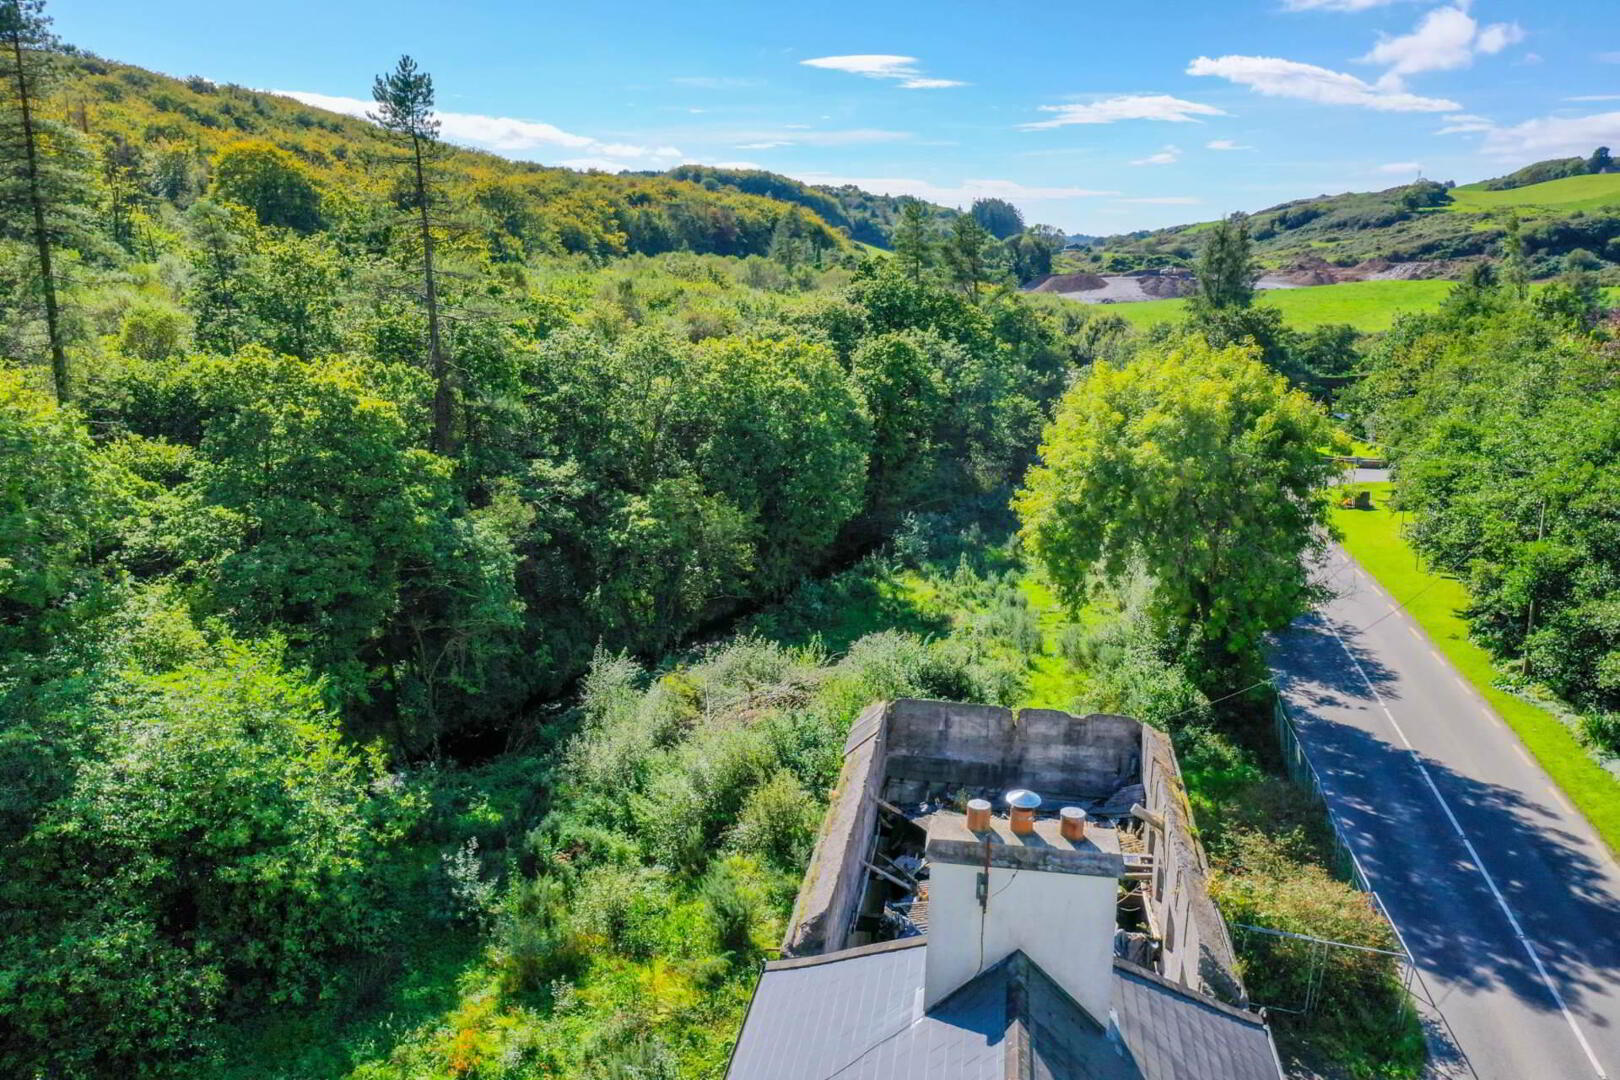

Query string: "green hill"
[[661, 165, 955, 247], [1092, 154, 1620, 277], [1447, 172, 1620, 213], [56, 52, 853, 260]]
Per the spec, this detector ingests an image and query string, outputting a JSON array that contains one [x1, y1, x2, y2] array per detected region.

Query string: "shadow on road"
[[1272, 620, 1620, 1029], [1275, 610, 1400, 703]]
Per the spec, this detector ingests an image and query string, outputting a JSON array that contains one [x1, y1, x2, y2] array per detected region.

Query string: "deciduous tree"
[[1017, 337, 1337, 684]]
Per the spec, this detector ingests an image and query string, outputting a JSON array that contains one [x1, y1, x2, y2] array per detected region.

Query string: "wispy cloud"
[[1568, 94, 1620, 102], [1186, 56, 1459, 111], [1477, 110, 1620, 158], [728, 128, 912, 149], [1599, 52, 1620, 64], [1115, 196, 1203, 205], [1282, 0, 1411, 11], [1435, 112, 1493, 134], [1021, 94, 1226, 129], [1206, 138, 1254, 151], [1359, 5, 1524, 81], [1376, 161, 1423, 174], [799, 55, 965, 89], [794, 173, 1118, 206], [274, 89, 686, 166], [1131, 144, 1182, 166], [670, 76, 761, 90]]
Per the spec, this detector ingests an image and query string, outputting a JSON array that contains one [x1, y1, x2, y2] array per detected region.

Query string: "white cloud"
[[1377, 161, 1423, 173], [1436, 112, 1494, 134], [1360, 5, 1524, 79], [1478, 110, 1620, 158], [1599, 52, 1620, 64], [728, 127, 912, 148], [1206, 138, 1254, 150], [1568, 94, 1620, 102], [1131, 144, 1182, 166], [670, 76, 760, 89], [1116, 196, 1203, 204], [1021, 94, 1226, 129], [274, 89, 691, 168], [799, 55, 965, 89], [1282, 0, 1410, 10], [1186, 56, 1460, 111], [795, 173, 1118, 205]]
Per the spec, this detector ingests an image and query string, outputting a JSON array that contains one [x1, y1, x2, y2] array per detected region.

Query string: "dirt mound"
[[1359, 259, 1455, 281], [1135, 272, 1198, 299], [1261, 256, 1461, 287], [1028, 270, 1199, 303], [1029, 272, 1108, 293]]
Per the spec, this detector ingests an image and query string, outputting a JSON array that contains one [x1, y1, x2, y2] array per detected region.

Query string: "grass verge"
[[1334, 481, 1620, 857]]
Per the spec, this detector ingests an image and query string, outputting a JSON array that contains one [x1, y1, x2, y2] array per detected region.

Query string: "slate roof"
[[725, 939, 1280, 1080]]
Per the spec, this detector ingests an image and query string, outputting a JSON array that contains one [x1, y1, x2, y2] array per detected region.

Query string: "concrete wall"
[[884, 699, 1141, 801], [925, 857, 1119, 1024], [1139, 725, 1245, 1004], [782, 702, 888, 956]]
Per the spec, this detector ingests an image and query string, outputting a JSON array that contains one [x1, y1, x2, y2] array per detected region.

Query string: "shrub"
[[732, 769, 819, 867], [495, 876, 581, 995], [699, 862, 758, 959]]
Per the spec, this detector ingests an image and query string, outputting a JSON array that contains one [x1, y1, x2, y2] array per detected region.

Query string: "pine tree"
[[942, 213, 992, 300], [370, 55, 454, 454], [0, 0, 89, 402], [1192, 212, 1256, 312], [891, 198, 934, 284]]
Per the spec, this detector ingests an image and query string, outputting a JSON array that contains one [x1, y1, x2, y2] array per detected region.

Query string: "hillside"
[[1090, 155, 1620, 278], [55, 52, 851, 259], [661, 164, 955, 247]]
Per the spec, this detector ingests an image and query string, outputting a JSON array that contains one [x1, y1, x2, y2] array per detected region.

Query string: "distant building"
[[725, 699, 1284, 1080]]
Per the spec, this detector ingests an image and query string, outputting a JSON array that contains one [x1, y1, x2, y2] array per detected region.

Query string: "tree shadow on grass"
[[746, 561, 952, 656]]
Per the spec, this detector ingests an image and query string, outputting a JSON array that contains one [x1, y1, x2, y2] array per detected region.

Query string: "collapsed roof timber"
[[726, 699, 1285, 1080]]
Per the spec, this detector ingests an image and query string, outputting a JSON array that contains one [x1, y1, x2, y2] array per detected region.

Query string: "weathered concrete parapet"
[[883, 699, 1141, 801], [781, 702, 887, 957], [1139, 722, 1246, 1004]]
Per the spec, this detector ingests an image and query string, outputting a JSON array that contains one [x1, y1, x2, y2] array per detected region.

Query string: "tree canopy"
[[1017, 337, 1338, 684]]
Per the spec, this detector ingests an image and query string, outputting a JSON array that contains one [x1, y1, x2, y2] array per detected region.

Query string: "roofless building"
[[725, 699, 1285, 1080]]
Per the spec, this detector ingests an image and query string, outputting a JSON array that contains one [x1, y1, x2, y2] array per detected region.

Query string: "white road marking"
[[1324, 620, 1609, 1080], [1550, 787, 1578, 817]]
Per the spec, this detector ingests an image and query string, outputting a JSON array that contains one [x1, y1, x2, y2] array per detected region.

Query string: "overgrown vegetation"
[[8, 2, 1612, 1075], [1346, 264, 1620, 753], [0, 8, 1128, 1072]]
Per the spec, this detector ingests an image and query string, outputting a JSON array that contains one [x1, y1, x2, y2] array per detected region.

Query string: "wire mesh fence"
[[1219, 689, 1422, 1038]]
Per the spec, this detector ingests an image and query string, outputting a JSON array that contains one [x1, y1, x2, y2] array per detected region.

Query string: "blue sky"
[[50, 0, 1620, 234]]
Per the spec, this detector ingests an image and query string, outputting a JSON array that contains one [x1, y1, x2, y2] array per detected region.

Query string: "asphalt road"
[[1270, 543, 1620, 1080]]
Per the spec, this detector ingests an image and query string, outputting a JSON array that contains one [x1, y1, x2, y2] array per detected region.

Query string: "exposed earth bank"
[[1028, 257, 1461, 304]]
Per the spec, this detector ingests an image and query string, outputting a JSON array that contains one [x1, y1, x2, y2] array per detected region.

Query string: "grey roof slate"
[[726, 941, 1280, 1080]]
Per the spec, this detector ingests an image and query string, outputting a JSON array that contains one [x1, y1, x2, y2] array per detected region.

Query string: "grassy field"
[[1104, 279, 1456, 332], [1100, 279, 1620, 333], [1334, 482, 1620, 857], [1447, 172, 1620, 213]]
